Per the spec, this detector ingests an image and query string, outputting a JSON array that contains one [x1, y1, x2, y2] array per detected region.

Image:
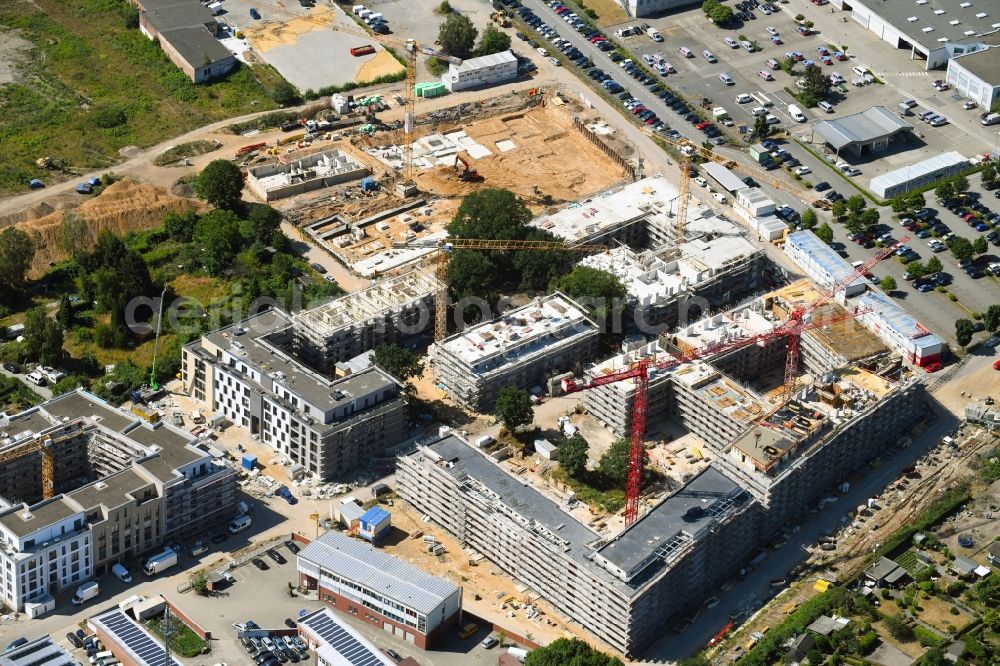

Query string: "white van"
[[90, 652, 114, 665], [228, 514, 252, 534], [678, 46, 693, 58], [703, 49, 717, 62], [982, 113, 1000, 126], [851, 65, 869, 77], [111, 563, 132, 583], [723, 37, 738, 48], [352, 4, 366, 14], [357, 8, 372, 18], [365, 12, 384, 24], [817, 101, 834, 113], [475, 435, 495, 449], [788, 104, 806, 122], [25, 371, 46, 386]]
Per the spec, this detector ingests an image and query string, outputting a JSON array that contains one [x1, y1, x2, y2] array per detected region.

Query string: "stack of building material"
[[415, 82, 448, 98]]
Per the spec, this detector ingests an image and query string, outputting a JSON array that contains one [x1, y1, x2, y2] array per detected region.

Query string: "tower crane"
[[391, 238, 609, 340], [251, 2, 461, 191], [560, 237, 908, 526], [0, 434, 64, 501]]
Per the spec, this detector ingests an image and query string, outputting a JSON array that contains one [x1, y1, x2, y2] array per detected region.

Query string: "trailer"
[[143, 548, 177, 576], [237, 142, 267, 156], [350, 45, 376, 57]]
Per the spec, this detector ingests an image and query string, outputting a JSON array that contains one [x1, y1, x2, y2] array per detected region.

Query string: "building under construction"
[[294, 270, 440, 372], [396, 434, 759, 655], [0, 390, 237, 614]]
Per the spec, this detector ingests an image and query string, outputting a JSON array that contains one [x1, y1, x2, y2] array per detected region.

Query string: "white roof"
[[298, 530, 460, 614], [453, 49, 517, 73], [702, 162, 749, 192], [869, 152, 968, 192]]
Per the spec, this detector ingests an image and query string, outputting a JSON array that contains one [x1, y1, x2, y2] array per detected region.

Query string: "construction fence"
[[572, 116, 635, 180]]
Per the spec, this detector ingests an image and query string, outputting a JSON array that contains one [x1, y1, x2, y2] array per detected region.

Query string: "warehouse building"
[[129, 0, 236, 83], [830, 0, 1000, 70], [946, 45, 1000, 109], [784, 230, 867, 297], [89, 609, 183, 666], [183, 309, 408, 480], [397, 434, 759, 654], [0, 391, 236, 614], [441, 50, 518, 92], [869, 152, 969, 199], [246, 149, 370, 202], [297, 530, 462, 648], [294, 271, 440, 372], [628, 0, 700, 19], [0, 635, 79, 666], [810, 107, 913, 158], [576, 225, 766, 332], [430, 293, 599, 411]]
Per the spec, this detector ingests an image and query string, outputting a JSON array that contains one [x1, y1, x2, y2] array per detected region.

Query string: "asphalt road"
[[0, 366, 53, 400]]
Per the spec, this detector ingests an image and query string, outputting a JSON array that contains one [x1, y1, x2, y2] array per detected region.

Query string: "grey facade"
[[431, 293, 600, 412], [182, 309, 409, 480], [131, 0, 236, 83], [628, 0, 700, 19], [396, 435, 759, 654], [947, 46, 1000, 109]]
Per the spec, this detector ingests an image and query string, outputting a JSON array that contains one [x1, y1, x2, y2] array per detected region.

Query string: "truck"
[[647, 27, 663, 41], [982, 113, 1000, 126], [143, 548, 177, 576], [72, 581, 99, 605]]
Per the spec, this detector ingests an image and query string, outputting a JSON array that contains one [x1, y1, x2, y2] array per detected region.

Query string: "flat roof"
[[0, 497, 81, 539], [437, 293, 597, 369], [811, 107, 912, 150], [0, 635, 79, 666], [122, 422, 201, 469], [856, 289, 936, 341], [851, 0, 1000, 48], [298, 530, 460, 614], [702, 162, 749, 193], [159, 26, 233, 67], [298, 608, 395, 666], [951, 45, 1000, 83], [870, 152, 968, 191], [90, 609, 183, 666], [42, 392, 135, 433], [785, 230, 866, 292], [453, 49, 517, 73], [68, 468, 154, 516], [731, 426, 798, 470]]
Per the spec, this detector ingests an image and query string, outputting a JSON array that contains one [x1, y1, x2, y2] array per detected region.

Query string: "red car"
[[695, 121, 710, 129], [993, 359, 1000, 370], [924, 362, 942, 373], [821, 55, 833, 65], [962, 212, 977, 222]]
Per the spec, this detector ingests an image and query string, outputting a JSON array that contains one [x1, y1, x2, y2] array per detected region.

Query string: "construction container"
[[360, 176, 378, 192], [242, 454, 257, 471]]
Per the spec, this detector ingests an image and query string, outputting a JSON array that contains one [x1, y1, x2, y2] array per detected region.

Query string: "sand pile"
[[15, 181, 201, 276]]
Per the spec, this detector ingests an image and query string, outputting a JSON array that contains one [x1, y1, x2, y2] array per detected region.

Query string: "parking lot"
[[168, 540, 505, 666]]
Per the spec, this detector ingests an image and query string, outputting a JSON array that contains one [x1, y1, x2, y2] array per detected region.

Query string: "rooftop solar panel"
[[299, 610, 391, 666], [91, 610, 182, 666]]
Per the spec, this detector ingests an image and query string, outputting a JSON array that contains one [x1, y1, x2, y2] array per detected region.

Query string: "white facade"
[[442, 50, 518, 92], [0, 500, 91, 613], [628, 0, 699, 19], [870, 152, 968, 199], [946, 47, 1000, 109]]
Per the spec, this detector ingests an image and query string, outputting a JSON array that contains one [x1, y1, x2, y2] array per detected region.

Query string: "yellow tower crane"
[[0, 436, 56, 500]]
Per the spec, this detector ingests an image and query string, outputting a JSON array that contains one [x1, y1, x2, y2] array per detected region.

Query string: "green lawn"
[[0, 0, 285, 195], [147, 614, 205, 658]]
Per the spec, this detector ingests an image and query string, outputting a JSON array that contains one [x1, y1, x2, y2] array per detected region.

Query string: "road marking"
[[871, 74, 985, 144]]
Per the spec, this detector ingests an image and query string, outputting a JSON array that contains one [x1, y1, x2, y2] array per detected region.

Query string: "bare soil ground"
[[355, 49, 404, 82], [0, 27, 31, 85]]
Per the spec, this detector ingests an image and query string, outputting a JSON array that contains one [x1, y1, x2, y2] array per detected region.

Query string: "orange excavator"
[[454, 154, 484, 182]]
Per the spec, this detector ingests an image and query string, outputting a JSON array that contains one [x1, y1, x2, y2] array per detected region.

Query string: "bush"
[[93, 105, 128, 128], [948, 293, 958, 302], [913, 624, 943, 647]]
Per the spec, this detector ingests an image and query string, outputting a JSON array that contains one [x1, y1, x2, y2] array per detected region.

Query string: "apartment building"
[[294, 271, 439, 372], [297, 530, 462, 648], [0, 390, 236, 614], [430, 293, 599, 411], [182, 308, 408, 480], [397, 434, 759, 654]]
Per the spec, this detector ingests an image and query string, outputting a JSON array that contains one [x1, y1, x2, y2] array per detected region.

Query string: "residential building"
[[441, 50, 518, 92], [829, 0, 1000, 70], [297, 608, 396, 666], [810, 107, 914, 157], [246, 149, 370, 202], [129, 0, 237, 82], [0, 390, 236, 614], [294, 271, 440, 372], [296, 530, 462, 648], [946, 45, 1000, 108], [397, 434, 759, 654], [182, 308, 409, 480], [869, 152, 969, 199], [430, 293, 599, 411], [0, 634, 80, 666]]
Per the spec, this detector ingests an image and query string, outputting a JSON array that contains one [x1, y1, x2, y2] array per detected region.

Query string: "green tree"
[[889, 196, 909, 213], [815, 222, 834, 244], [926, 256, 943, 274], [846, 194, 866, 214], [955, 318, 974, 347], [599, 438, 633, 486], [51, 375, 86, 396], [858, 208, 880, 233], [949, 236, 974, 262], [163, 211, 198, 242], [782, 55, 797, 74], [983, 608, 1000, 630], [802, 63, 830, 100], [751, 114, 772, 141], [438, 13, 478, 59], [271, 80, 300, 106], [243, 205, 283, 241], [800, 207, 817, 229], [983, 304, 1000, 333], [0, 227, 35, 305], [906, 191, 926, 210], [832, 199, 847, 221], [880, 276, 897, 292], [524, 638, 625, 666], [56, 211, 90, 259], [495, 385, 533, 432], [884, 614, 915, 642], [23, 308, 64, 367], [192, 570, 209, 596], [951, 174, 969, 194], [449, 188, 532, 239], [371, 343, 423, 381], [557, 435, 589, 478], [437, 0, 453, 13], [446, 250, 499, 316], [551, 266, 627, 330], [905, 261, 925, 279], [513, 229, 574, 292], [702, 0, 734, 25], [194, 209, 243, 275], [476, 24, 511, 57], [934, 180, 954, 200], [56, 294, 75, 329], [982, 163, 998, 188], [974, 236, 988, 255], [194, 159, 245, 210]]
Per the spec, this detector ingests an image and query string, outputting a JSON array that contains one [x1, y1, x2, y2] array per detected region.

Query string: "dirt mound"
[[15, 180, 202, 277]]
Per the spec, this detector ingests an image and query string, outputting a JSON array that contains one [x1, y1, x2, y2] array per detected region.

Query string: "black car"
[[813, 181, 831, 191], [251, 558, 269, 570], [309, 262, 327, 274], [267, 550, 287, 565], [285, 618, 297, 628], [66, 632, 83, 649], [285, 539, 301, 554], [2, 362, 19, 374], [212, 533, 228, 544], [387, 649, 403, 662]]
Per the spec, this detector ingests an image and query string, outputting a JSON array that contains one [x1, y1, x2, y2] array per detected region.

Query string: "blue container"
[[241, 454, 257, 470]]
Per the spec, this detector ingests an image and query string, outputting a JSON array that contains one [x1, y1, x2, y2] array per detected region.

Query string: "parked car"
[[251, 558, 269, 571]]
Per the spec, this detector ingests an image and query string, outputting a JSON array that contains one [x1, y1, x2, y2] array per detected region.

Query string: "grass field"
[[0, 0, 286, 196], [584, 0, 628, 26]]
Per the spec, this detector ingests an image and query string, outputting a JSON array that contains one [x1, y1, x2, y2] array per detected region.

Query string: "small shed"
[[241, 454, 257, 471], [360, 176, 378, 192], [913, 533, 926, 547], [807, 615, 849, 636], [358, 507, 391, 543], [338, 499, 365, 530], [534, 439, 557, 460], [371, 483, 392, 497], [949, 556, 978, 578]]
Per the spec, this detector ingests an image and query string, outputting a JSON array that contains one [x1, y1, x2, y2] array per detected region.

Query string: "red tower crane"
[[562, 236, 909, 526]]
